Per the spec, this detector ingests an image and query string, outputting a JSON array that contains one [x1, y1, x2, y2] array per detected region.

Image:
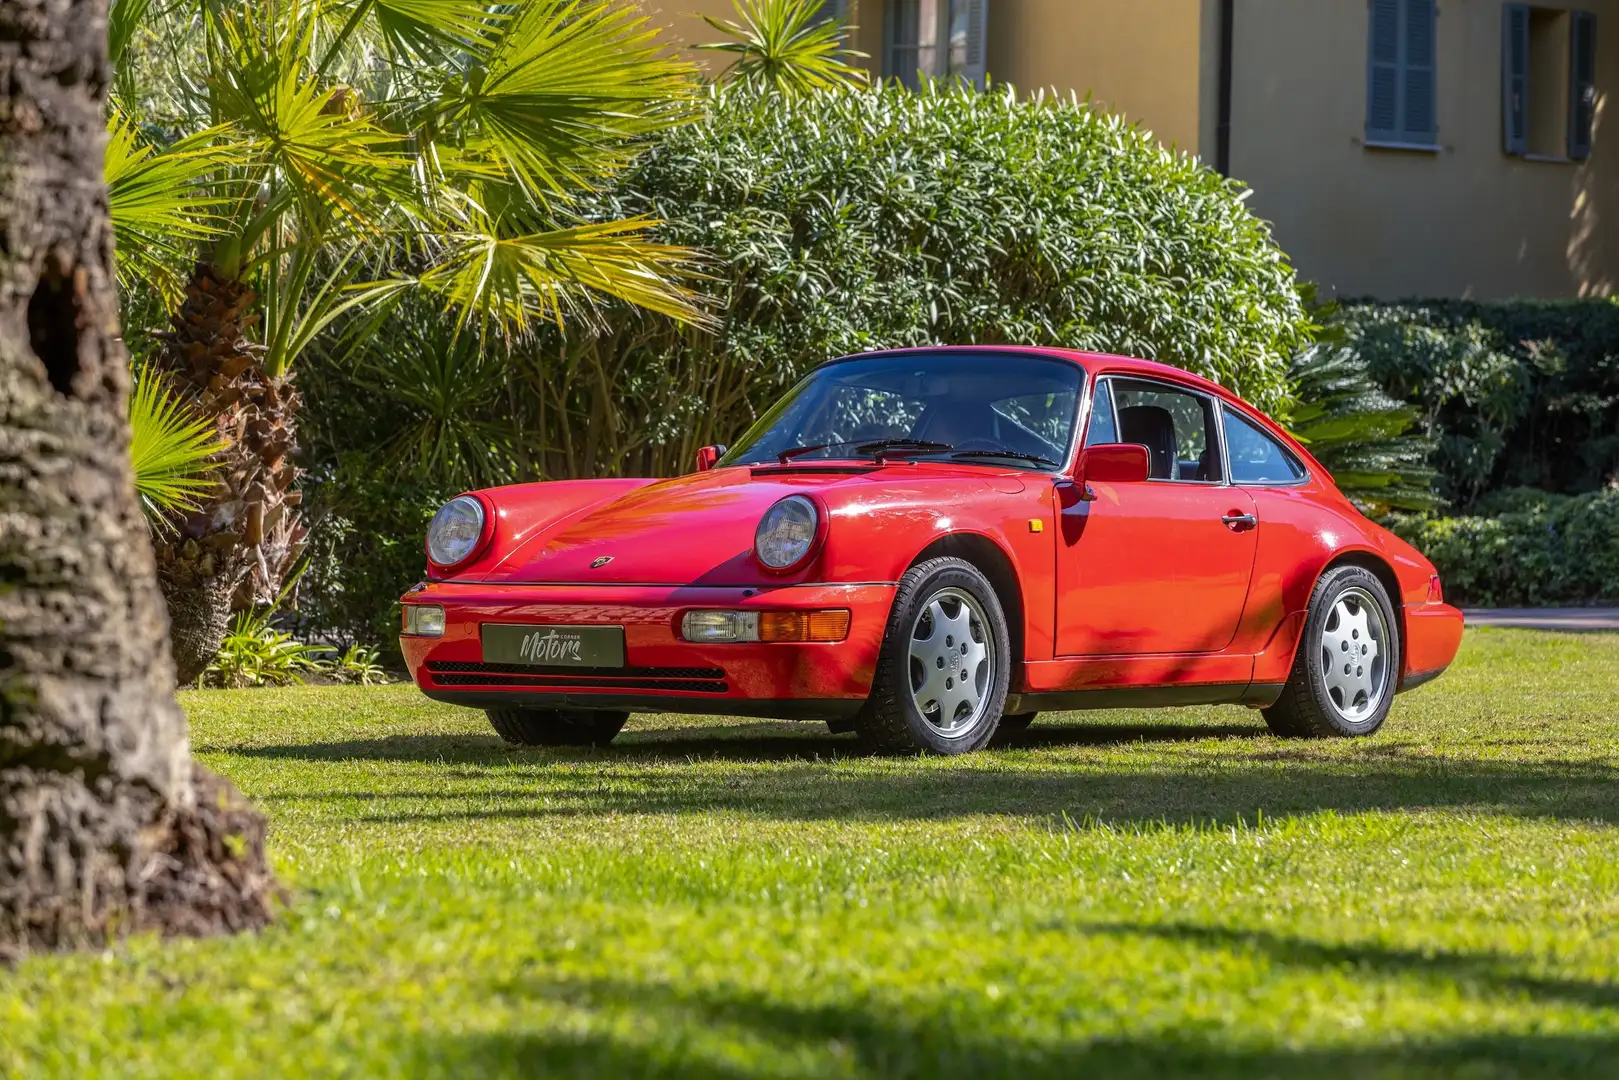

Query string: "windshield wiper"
[[949, 449, 1060, 468], [770, 438, 953, 466], [855, 439, 953, 464]]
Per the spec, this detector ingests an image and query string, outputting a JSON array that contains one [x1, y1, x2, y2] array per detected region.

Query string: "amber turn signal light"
[[759, 610, 851, 643]]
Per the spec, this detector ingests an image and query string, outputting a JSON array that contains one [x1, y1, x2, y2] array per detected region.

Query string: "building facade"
[[640, 0, 1619, 300]]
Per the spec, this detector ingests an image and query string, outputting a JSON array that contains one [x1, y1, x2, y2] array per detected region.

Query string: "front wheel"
[[1263, 565, 1400, 738], [855, 557, 1011, 754], [487, 707, 629, 747]]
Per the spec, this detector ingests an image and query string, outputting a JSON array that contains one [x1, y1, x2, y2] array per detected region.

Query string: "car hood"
[[458, 463, 1030, 587], [470, 467, 868, 585]]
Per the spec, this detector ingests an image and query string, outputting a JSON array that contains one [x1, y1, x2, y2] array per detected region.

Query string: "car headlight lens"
[[754, 495, 820, 571], [426, 495, 486, 568]]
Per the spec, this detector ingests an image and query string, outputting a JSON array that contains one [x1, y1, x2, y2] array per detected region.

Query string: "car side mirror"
[[1079, 443, 1151, 484], [695, 444, 727, 472]]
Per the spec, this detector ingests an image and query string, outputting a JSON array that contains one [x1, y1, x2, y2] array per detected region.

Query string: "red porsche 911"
[[401, 347, 1463, 755]]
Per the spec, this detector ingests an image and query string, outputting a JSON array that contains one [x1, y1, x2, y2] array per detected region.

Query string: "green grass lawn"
[[3, 629, 1618, 1078]]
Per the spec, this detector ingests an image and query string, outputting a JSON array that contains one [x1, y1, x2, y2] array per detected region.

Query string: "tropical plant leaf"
[[696, 0, 868, 94], [1288, 344, 1443, 516], [128, 361, 225, 520], [208, 7, 413, 230], [104, 108, 234, 305], [439, 0, 696, 202], [418, 215, 707, 333], [108, 0, 155, 68], [365, 0, 501, 62]]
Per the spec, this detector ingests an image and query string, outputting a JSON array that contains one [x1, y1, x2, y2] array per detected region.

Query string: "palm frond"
[[208, 8, 413, 230], [417, 215, 707, 334], [696, 0, 868, 94], [1288, 344, 1443, 516], [105, 108, 235, 305], [128, 361, 225, 520], [109, 0, 156, 68], [440, 0, 697, 202], [364, 0, 501, 62]]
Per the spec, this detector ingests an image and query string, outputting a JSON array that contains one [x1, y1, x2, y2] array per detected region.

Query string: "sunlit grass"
[[3, 629, 1617, 1077]]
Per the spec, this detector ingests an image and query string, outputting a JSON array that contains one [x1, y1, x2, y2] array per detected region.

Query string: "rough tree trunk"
[[0, 0, 275, 953], [154, 264, 304, 686]]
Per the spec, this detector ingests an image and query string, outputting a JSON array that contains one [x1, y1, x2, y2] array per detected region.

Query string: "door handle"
[[1221, 512, 1258, 531]]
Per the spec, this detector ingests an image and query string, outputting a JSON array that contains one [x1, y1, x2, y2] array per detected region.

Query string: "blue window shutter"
[[1401, 0, 1437, 143], [1570, 11, 1597, 159], [1503, 4, 1529, 154], [1366, 0, 1401, 141], [961, 0, 989, 90]]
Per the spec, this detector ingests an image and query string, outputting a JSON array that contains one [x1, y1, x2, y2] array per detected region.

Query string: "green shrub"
[[1337, 300, 1619, 506], [1390, 489, 1619, 607], [517, 81, 1312, 476]]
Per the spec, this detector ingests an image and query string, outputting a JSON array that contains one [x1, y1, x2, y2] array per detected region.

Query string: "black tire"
[[486, 707, 629, 747], [855, 556, 1012, 755], [1263, 565, 1401, 739]]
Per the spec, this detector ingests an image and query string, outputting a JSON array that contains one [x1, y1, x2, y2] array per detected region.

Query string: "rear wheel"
[[1263, 565, 1399, 738], [486, 707, 629, 747], [855, 557, 1011, 754]]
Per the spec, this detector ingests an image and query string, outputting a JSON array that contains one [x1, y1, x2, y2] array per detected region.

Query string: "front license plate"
[[481, 624, 625, 668]]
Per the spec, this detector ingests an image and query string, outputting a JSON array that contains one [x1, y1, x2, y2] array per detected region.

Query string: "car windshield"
[[721, 352, 1085, 470]]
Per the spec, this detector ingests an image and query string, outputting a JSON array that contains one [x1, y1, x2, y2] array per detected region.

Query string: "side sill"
[[1007, 681, 1279, 713]]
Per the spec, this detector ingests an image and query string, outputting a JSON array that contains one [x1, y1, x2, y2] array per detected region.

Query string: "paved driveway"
[[1464, 608, 1619, 632]]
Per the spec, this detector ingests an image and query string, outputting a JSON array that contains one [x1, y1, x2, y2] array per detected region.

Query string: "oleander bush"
[[1388, 489, 1619, 607]]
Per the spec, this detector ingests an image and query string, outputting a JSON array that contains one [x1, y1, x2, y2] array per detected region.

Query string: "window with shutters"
[[1502, 5, 1596, 160], [884, 0, 988, 90], [1366, 0, 1438, 148]]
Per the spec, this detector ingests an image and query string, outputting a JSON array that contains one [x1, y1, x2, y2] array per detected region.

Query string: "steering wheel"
[[952, 437, 1007, 453]]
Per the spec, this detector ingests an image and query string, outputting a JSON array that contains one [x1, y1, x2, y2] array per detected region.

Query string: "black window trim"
[[1089, 375, 1231, 488], [1221, 402, 1311, 488]]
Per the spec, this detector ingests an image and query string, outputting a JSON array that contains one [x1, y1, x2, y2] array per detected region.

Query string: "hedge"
[[1390, 489, 1619, 607], [1336, 300, 1619, 507], [514, 81, 1313, 477]]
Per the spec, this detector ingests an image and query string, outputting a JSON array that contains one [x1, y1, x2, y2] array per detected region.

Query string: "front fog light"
[[681, 610, 760, 643], [403, 604, 446, 637]]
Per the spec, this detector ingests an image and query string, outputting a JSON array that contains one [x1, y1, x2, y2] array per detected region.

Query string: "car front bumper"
[[401, 581, 895, 721]]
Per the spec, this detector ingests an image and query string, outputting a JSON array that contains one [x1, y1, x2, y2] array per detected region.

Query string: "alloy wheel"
[[908, 587, 995, 738]]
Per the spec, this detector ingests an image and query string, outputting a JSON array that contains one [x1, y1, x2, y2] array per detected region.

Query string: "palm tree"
[[1, 0, 275, 952], [108, 0, 704, 681], [1288, 344, 1442, 516], [697, 0, 868, 93]]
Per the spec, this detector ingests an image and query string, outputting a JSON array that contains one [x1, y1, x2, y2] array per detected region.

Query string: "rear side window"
[[1224, 406, 1307, 484]]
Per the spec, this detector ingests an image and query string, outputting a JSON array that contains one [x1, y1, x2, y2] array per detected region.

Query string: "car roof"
[[825, 345, 1331, 480]]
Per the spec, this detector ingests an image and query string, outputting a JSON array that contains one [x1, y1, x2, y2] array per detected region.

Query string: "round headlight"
[[755, 495, 821, 571], [426, 495, 487, 568]]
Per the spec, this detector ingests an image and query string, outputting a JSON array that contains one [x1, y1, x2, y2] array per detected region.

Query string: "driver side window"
[[1106, 379, 1223, 483]]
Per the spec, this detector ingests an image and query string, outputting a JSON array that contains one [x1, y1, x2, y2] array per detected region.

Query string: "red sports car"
[[401, 347, 1463, 754]]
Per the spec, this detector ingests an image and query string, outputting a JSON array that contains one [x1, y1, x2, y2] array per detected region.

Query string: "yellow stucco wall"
[[983, 0, 1206, 152], [1229, 0, 1619, 299], [634, 0, 750, 70]]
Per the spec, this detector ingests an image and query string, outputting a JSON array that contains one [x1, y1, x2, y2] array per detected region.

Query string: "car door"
[[1054, 376, 1259, 656]]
